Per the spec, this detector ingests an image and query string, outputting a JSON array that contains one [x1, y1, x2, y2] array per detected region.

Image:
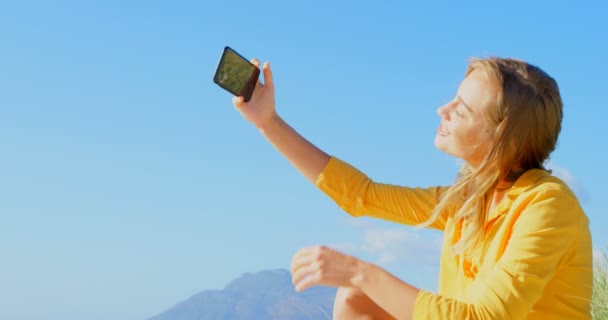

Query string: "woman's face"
[[434, 69, 497, 167]]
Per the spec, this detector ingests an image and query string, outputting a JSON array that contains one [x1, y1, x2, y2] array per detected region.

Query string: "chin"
[[434, 140, 456, 158], [434, 136, 445, 151]]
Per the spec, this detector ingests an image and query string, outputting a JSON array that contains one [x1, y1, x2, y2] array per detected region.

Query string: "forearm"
[[259, 114, 330, 184], [353, 261, 420, 320]]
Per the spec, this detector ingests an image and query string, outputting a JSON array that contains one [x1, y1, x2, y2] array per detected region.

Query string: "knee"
[[333, 287, 380, 320]]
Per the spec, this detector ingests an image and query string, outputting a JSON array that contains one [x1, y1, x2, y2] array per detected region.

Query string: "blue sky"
[[1, 1, 606, 319]]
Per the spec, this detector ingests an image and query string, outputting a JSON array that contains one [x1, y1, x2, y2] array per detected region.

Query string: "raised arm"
[[232, 59, 448, 228], [232, 60, 329, 184]]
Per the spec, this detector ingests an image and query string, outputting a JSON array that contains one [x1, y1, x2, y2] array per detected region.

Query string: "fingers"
[[262, 61, 273, 90], [253, 79, 264, 94], [290, 246, 329, 292], [232, 57, 272, 109], [291, 261, 320, 292], [290, 246, 315, 274], [250, 58, 273, 89]]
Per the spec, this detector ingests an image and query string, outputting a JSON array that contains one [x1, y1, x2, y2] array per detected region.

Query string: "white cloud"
[[544, 160, 591, 205], [328, 220, 443, 291], [329, 222, 442, 268], [327, 242, 358, 253], [337, 216, 373, 228]]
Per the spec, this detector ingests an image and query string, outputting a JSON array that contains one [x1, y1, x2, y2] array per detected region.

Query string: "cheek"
[[454, 126, 485, 150], [462, 130, 481, 146]]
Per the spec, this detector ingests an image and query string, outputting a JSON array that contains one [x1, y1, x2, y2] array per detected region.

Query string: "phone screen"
[[213, 47, 260, 102]]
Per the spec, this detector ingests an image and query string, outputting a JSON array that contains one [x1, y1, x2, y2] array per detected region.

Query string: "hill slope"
[[147, 269, 337, 320]]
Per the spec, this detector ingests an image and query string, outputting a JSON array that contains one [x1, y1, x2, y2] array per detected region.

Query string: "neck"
[[495, 180, 514, 191]]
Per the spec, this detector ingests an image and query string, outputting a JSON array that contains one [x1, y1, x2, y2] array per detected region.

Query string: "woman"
[[231, 57, 593, 319]]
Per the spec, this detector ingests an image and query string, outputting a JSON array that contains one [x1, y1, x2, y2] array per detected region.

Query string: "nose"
[[437, 103, 450, 119]]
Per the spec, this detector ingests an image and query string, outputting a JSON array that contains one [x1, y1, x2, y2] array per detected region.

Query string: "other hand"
[[290, 245, 364, 292]]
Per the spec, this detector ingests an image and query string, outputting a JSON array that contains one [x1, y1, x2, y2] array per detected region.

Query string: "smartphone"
[[213, 46, 260, 102]]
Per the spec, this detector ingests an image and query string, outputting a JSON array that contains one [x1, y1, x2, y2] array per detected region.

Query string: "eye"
[[455, 110, 464, 118]]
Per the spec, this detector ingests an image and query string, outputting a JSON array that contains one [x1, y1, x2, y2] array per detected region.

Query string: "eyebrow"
[[457, 96, 473, 113]]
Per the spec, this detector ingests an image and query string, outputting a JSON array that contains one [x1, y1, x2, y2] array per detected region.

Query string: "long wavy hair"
[[420, 57, 564, 257]]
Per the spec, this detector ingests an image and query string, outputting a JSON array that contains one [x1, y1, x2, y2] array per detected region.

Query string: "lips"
[[438, 124, 449, 136]]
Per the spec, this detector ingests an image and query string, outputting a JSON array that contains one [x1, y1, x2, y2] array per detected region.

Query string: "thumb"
[[232, 96, 245, 108]]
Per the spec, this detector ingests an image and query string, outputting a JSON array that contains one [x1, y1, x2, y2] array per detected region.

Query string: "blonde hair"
[[420, 57, 563, 257]]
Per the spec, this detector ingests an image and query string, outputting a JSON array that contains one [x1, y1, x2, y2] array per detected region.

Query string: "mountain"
[[146, 269, 337, 320]]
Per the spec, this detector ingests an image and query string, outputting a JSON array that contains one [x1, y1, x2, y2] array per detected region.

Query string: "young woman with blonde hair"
[[231, 57, 593, 319]]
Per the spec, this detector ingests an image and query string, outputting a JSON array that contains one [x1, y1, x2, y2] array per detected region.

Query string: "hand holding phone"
[[213, 46, 260, 102]]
